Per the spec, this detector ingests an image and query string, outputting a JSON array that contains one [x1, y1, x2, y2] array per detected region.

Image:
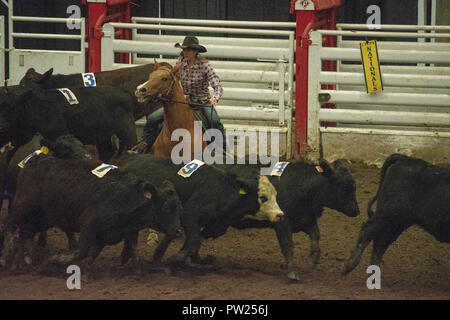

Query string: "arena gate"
[[2, 0, 86, 85], [100, 18, 296, 158], [307, 24, 450, 165]]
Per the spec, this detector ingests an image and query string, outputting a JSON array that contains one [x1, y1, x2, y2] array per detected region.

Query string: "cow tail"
[[367, 154, 409, 217]]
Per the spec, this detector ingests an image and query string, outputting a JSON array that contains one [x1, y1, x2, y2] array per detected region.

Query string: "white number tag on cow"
[[17, 146, 48, 169], [91, 163, 118, 178], [270, 162, 290, 176], [177, 159, 205, 178], [82, 73, 96, 87], [57, 88, 79, 105]]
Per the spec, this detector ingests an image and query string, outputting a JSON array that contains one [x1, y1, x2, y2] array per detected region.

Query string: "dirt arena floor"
[[0, 163, 448, 300]]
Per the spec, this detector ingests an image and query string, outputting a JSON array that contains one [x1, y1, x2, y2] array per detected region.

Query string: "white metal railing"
[[0, 15, 4, 86], [7, 15, 86, 84], [9, 15, 84, 44], [132, 17, 296, 28], [5, 0, 86, 85], [336, 23, 450, 31], [307, 27, 450, 157], [101, 19, 296, 157], [336, 23, 450, 70]]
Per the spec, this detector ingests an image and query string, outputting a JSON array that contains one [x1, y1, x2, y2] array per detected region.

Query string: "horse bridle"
[[151, 67, 215, 127], [151, 67, 205, 107], [156, 67, 177, 99]]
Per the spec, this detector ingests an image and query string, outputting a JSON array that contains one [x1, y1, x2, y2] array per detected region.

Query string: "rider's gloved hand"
[[209, 97, 217, 107]]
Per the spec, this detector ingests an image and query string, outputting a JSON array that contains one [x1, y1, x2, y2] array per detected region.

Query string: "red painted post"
[[83, 1, 107, 73], [290, 0, 341, 159], [82, 0, 132, 72]]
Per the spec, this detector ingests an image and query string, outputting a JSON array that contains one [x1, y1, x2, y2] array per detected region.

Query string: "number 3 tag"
[[177, 159, 205, 178], [82, 73, 96, 87]]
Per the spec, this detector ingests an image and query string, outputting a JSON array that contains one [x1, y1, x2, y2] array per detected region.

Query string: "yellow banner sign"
[[360, 40, 383, 93]]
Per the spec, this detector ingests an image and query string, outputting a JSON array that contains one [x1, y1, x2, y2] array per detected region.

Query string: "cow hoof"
[[134, 267, 144, 276], [163, 267, 172, 276], [81, 274, 91, 283], [311, 260, 320, 269], [24, 256, 32, 265], [191, 254, 216, 265], [287, 271, 301, 281], [342, 265, 352, 276], [48, 254, 73, 264], [144, 262, 172, 276], [168, 254, 186, 267], [152, 255, 163, 264]]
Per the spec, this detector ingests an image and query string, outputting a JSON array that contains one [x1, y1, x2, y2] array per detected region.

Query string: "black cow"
[[19, 65, 166, 120], [0, 85, 139, 161], [0, 133, 91, 242], [343, 154, 450, 275], [230, 160, 360, 280], [4, 134, 90, 200], [114, 153, 283, 267], [1, 143, 183, 270], [0, 134, 90, 259], [0, 142, 15, 254], [0, 142, 14, 196]]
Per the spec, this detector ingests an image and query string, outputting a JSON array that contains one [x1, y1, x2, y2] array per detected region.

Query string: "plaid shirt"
[[176, 56, 223, 101]]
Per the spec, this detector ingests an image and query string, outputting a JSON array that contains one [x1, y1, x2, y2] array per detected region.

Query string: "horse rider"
[[136, 36, 225, 152]]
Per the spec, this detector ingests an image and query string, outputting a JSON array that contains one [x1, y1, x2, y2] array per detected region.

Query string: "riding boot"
[[142, 108, 164, 148]]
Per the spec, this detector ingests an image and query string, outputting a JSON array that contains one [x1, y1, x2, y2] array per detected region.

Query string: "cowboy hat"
[[174, 36, 207, 53]]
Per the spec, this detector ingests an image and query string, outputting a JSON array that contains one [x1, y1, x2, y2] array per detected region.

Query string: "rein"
[[154, 96, 208, 108], [147, 67, 215, 129], [151, 68, 212, 108]]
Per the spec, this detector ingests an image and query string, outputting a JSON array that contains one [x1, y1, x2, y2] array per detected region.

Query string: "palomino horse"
[[135, 61, 206, 158]]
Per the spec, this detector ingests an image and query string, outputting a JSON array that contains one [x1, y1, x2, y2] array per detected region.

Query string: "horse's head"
[[135, 60, 181, 103]]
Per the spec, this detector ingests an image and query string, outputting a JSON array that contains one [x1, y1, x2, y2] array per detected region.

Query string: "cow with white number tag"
[[18, 65, 165, 120], [0, 83, 139, 161], [1, 141, 183, 272], [114, 153, 283, 268], [230, 160, 360, 280], [0, 134, 90, 259]]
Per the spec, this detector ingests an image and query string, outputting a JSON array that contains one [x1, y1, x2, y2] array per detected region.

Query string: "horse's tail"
[[367, 154, 410, 218]]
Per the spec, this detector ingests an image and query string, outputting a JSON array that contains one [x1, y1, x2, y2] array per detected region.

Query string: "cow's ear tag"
[[0, 142, 14, 153], [239, 188, 247, 195], [315, 165, 324, 173], [177, 159, 205, 178], [40, 146, 49, 155], [144, 191, 152, 199]]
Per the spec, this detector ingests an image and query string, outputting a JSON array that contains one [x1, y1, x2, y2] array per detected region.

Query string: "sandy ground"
[[0, 163, 449, 300]]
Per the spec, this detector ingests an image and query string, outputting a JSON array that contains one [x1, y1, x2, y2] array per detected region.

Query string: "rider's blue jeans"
[[142, 104, 226, 148]]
